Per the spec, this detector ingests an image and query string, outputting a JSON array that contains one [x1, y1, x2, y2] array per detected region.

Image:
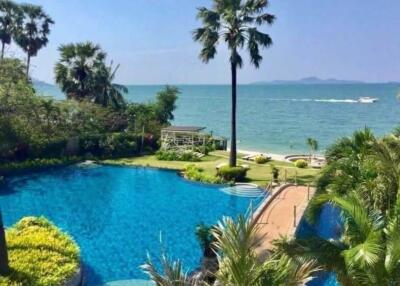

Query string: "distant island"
[[251, 77, 399, 85]]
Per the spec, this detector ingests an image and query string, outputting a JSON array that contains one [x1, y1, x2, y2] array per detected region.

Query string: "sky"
[[8, 0, 400, 84]]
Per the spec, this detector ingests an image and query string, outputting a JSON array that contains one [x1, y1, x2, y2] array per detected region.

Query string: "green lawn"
[[104, 151, 320, 187]]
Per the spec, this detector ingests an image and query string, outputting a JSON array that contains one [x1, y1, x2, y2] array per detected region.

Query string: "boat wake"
[[266, 98, 359, 103]]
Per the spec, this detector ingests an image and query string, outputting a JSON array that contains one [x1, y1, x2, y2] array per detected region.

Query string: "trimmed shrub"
[[156, 150, 200, 162], [294, 159, 308, 168], [217, 166, 248, 182], [0, 216, 80, 286], [183, 164, 224, 184], [271, 164, 280, 182], [254, 155, 269, 164], [0, 157, 82, 175]]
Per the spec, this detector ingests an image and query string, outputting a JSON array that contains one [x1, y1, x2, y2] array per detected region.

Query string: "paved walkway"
[[253, 185, 315, 257]]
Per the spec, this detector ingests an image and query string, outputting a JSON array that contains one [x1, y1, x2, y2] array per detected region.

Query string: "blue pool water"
[[297, 205, 343, 286], [0, 165, 261, 285]]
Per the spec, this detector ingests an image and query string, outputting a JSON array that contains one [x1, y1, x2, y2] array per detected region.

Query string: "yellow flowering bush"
[[0, 217, 80, 286]]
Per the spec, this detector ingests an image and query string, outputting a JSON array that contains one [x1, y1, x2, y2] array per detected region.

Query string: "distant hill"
[[251, 77, 367, 85]]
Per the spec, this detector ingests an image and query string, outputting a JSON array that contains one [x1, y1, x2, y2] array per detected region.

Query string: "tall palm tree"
[[0, 0, 21, 60], [193, 0, 275, 167], [276, 193, 400, 286], [55, 42, 106, 101], [14, 3, 53, 78]]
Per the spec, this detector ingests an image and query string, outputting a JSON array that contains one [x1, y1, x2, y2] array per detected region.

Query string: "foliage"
[[183, 164, 224, 184], [193, 0, 275, 167], [156, 150, 200, 162], [0, 157, 81, 175], [306, 138, 318, 153], [277, 193, 400, 286], [154, 85, 179, 124], [0, 0, 21, 59], [294, 159, 308, 168], [270, 164, 279, 182], [0, 58, 176, 167], [142, 215, 319, 286], [55, 42, 126, 109], [14, 3, 54, 76], [217, 165, 248, 182], [0, 216, 80, 286], [254, 154, 269, 164]]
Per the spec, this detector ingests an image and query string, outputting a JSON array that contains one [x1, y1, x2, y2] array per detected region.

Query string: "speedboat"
[[358, 97, 379, 103]]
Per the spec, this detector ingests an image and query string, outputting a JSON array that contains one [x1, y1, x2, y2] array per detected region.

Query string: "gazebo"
[[160, 126, 207, 151]]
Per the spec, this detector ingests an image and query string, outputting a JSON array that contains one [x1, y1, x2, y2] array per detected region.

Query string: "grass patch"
[[0, 217, 80, 286], [104, 151, 320, 187]]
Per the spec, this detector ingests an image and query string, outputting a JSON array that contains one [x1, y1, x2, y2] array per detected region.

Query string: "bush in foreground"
[[0, 217, 80, 286], [217, 166, 248, 182], [294, 159, 308, 168], [156, 150, 200, 162], [183, 164, 224, 184]]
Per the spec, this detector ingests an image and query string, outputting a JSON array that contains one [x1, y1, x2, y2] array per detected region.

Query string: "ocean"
[[35, 83, 400, 155]]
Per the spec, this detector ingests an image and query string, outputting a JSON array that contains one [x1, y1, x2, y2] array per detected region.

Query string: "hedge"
[[0, 217, 80, 286]]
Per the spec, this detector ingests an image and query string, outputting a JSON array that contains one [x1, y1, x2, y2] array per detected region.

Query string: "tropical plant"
[[141, 251, 191, 286], [193, 0, 275, 167], [306, 137, 318, 160], [0, 0, 21, 60], [14, 3, 53, 77], [270, 164, 279, 183], [317, 128, 400, 214], [141, 215, 319, 286], [54, 42, 106, 101], [276, 193, 400, 286], [92, 62, 127, 109]]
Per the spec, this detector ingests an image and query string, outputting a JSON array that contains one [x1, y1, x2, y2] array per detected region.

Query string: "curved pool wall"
[[296, 204, 343, 286], [0, 165, 262, 285]]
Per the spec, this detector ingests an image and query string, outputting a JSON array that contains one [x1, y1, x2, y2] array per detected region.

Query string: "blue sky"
[[9, 0, 400, 84]]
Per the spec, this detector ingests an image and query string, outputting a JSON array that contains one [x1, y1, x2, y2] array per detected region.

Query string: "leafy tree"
[[154, 85, 179, 124], [14, 3, 53, 77], [193, 0, 275, 167], [0, 0, 21, 60]]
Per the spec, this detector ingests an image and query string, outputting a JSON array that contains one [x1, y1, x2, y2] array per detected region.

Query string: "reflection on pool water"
[[0, 165, 262, 285], [296, 204, 343, 286]]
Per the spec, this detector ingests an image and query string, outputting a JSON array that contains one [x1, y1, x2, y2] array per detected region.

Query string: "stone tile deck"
[[253, 185, 315, 257]]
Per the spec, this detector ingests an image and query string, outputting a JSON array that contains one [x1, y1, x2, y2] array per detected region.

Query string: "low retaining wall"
[[63, 263, 83, 286]]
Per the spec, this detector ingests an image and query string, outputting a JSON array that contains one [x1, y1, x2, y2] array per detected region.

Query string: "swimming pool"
[[296, 204, 343, 286], [0, 165, 262, 285]]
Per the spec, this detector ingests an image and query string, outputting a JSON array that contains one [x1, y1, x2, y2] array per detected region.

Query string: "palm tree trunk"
[[26, 54, 31, 79], [0, 42, 4, 61], [230, 61, 237, 167], [0, 211, 9, 275]]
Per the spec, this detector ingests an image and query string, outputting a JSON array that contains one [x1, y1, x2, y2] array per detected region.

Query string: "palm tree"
[[92, 62, 127, 109], [141, 215, 319, 285], [14, 3, 53, 78], [55, 42, 106, 101], [193, 0, 275, 167], [0, 0, 21, 60], [276, 193, 400, 286], [306, 137, 318, 161]]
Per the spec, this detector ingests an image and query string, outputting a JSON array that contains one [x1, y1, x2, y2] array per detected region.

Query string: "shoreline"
[[228, 148, 325, 162]]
